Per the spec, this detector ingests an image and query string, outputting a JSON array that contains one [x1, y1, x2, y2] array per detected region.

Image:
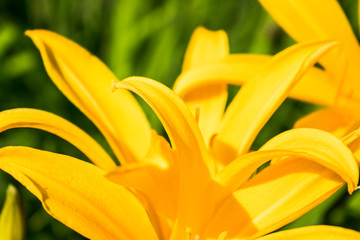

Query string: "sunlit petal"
[[0, 108, 115, 171], [106, 134, 178, 240], [294, 107, 360, 138], [257, 225, 360, 240], [259, 0, 360, 102], [211, 40, 338, 164], [260, 128, 359, 193], [0, 146, 158, 240], [113, 77, 210, 172], [113, 77, 214, 237], [175, 54, 336, 106], [26, 29, 151, 164], [204, 159, 344, 238]]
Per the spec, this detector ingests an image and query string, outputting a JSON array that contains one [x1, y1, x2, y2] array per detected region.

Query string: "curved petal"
[[181, 27, 228, 71], [0, 146, 158, 240], [294, 107, 360, 138], [256, 225, 360, 240], [113, 77, 214, 238], [343, 127, 360, 165], [106, 134, 178, 240], [175, 54, 336, 106], [259, 0, 360, 103], [0, 108, 115, 171], [174, 54, 270, 97], [26, 29, 151, 164], [113, 77, 210, 173], [260, 128, 358, 193], [203, 159, 344, 238], [211, 40, 338, 164], [176, 27, 229, 145]]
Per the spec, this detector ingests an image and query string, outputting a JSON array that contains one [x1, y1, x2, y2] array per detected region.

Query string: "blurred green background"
[[0, 0, 359, 239]]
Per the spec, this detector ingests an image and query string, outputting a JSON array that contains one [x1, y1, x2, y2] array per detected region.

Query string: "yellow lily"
[[179, 2, 360, 141], [0, 28, 359, 239], [257, 0, 360, 138]]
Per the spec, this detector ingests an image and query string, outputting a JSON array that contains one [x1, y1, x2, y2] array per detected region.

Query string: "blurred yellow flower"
[[0, 27, 359, 239], [0, 184, 24, 240], [183, 1, 360, 143], [257, 0, 360, 141]]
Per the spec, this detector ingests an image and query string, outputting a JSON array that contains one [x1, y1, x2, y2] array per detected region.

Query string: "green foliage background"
[[0, 0, 359, 239]]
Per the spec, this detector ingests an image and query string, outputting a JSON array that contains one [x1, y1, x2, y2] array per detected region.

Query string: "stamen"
[[356, 185, 360, 191], [218, 231, 228, 240], [194, 104, 200, 123]]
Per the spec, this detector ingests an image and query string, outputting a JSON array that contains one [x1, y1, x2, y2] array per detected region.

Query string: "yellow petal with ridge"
[[260, 128, 358, 193], [204, 159, 344, 239], [114, 77, 216, 239], [26, 29, 151, 164], [0, 146, 158, 240], [175, 54, 336, 106], [106, 134, 178, 240], [211, 40, 338, 164], [0, 108, 115, 171], [259, 0, 360, 106]]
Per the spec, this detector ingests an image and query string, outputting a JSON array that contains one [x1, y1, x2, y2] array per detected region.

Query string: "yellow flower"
[[256, 0, 360, 139], [181, 2, 360, 141], [0, 28, 359, 239]]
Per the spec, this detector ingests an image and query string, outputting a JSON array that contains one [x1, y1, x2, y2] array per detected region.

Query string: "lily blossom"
[[0, 28, 359, 239], [179, 2, 360, 142], [257, 0, 360, 141]]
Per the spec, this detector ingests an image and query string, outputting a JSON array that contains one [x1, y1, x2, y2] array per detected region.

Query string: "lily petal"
[[211, 40, 338, 164], [113, 77, 210, 173], [0, 146, 158, 240], [0, 108, 115, 171], [26, 29, 151, 164], [256, 225, 360, 240], [294, 107, 360, 138], [260, 128, 359, 193], [113, 77, 213, 239], [259, 0, 360, 102], [343, 127, 360, 165], [176, 27, 229, 145], [106, 134, 178, 240], [175, 54, 336, 106], [181, 27, 228, 71], [204, 159, 344, 238]]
